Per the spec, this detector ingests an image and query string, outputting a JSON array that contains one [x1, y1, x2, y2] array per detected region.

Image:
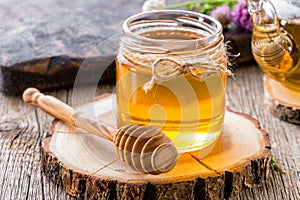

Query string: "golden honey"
[[116, 10, 229, 154], [250, 0, 300, 90]]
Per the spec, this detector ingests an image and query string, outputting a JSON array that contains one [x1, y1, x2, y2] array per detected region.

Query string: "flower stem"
[[165, 0, 237, 9], [165, 1, 197, 9]]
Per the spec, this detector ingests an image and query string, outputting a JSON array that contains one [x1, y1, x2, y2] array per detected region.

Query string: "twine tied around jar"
[[142, 42, 232, 92]]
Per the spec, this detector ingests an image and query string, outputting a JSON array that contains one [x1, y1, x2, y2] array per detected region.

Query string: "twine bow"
[[142, 43, 232, 92]]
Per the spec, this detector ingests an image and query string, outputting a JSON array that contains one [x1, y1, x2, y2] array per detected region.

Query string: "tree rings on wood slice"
[[42, 94, 271, 200], [264, 75, 300, 124]]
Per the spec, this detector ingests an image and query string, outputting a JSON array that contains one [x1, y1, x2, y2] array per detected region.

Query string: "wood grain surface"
[[0, 64, 299, 199]]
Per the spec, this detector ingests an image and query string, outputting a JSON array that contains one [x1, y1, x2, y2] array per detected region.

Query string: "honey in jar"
[[116, 10, 230, 156], [250, 0, 300, 90]]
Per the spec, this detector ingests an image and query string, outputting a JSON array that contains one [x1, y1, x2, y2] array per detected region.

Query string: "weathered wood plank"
[[0, 0, 142, 95], [226, 65, 300, 200]]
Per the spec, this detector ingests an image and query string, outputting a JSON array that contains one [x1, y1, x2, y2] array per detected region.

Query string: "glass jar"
[[116, 10, 230, 156], [249, 0, 300, 90]]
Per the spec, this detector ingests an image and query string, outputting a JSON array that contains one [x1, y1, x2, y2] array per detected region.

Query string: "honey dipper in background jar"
[[248, 0, 300, 91]]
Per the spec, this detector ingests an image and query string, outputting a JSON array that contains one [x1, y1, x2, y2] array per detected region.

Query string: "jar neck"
[[120, 10, 224, 56]]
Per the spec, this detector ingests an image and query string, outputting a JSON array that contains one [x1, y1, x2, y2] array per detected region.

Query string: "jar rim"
[[122, 9, 223, 45]]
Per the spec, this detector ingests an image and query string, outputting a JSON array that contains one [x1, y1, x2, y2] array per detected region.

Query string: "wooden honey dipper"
[[23, 88, 178, 174]]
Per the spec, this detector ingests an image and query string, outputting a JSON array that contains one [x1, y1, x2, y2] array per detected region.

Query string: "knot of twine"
[[142, 43, 232, 92]]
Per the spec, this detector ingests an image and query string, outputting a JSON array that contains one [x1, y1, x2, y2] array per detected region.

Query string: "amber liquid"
[[252, 12, 300, 90], [116, 29, 226, 153]]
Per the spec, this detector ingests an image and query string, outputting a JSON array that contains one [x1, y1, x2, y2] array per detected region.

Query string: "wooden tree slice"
[[42, 94, 271, 199], [264, 75, 300, 124]]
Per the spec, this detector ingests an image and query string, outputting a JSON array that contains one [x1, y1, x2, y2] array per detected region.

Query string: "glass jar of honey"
[[116, 10, 230, 156], [249, 0, 300, 91]]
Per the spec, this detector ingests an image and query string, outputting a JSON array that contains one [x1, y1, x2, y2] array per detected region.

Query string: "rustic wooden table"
[[0, 63, 299, 199]]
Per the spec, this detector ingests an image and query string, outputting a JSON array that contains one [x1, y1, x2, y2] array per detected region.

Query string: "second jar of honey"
[[116, 10, 230, 157]]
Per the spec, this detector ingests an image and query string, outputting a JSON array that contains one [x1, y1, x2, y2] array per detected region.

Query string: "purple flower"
[[230, 0, 253, 31], [210, 5, 231, 27]]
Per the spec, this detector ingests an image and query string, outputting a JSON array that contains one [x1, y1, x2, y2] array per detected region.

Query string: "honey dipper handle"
[[22, 88, 114, 141]]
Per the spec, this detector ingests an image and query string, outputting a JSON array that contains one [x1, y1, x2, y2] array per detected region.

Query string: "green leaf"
[[166, 0, 239, 14]]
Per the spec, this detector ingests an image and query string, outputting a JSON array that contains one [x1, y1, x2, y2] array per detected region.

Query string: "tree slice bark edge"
[[264, 75, 300, 125]]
